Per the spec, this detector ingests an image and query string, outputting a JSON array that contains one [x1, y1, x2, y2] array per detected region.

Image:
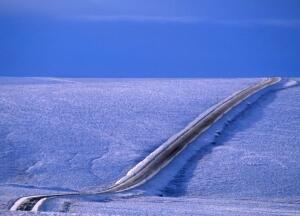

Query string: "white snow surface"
[[162, 80, 300, 199], [0, 77, 299, 215]]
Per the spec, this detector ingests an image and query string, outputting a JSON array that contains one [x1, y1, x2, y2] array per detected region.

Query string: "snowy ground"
[[163, 82, 300, 199], [0, 77, 299, 215]]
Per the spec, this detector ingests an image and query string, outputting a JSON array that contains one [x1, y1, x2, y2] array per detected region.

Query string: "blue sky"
[[0, 0, 300, 77]]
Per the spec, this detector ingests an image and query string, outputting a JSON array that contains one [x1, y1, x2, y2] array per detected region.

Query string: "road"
[[10, 77, 281, 212]]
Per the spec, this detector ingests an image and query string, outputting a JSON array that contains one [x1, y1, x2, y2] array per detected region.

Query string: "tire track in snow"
[[9, 77, 281, 212]]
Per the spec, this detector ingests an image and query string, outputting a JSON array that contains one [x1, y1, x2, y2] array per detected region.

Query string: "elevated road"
[[10, 77, 281, 212]]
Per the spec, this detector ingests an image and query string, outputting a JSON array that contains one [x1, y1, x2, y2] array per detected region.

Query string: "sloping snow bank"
[[137, 78, 296, 195], [0, 78, 262, 210], [178, 79, 300, 198]]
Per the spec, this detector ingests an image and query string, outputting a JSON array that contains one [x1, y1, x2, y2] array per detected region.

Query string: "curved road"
[[10, 77, 281, 212]]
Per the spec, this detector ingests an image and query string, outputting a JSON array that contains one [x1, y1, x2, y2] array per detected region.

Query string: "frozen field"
[[163, 81, 300, 199], [0, 77, 299, 215]]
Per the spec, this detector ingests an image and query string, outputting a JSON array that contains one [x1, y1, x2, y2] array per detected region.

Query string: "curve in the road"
[[10, 77, 281, 212]]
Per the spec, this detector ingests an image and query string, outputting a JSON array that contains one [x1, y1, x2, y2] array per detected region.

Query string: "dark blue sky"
[[1, 0, 300, 77]]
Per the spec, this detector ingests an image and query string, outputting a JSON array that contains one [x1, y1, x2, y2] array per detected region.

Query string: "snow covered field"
[[0, 77, 299, 215], [163, 81, 300, 199]]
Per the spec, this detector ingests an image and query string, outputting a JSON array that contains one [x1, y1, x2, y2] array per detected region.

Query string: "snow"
[[0, 77, 299, 215], [115, 78, 281, 194], [162, 80, 300, 199], [34, 195, 300, 216]]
